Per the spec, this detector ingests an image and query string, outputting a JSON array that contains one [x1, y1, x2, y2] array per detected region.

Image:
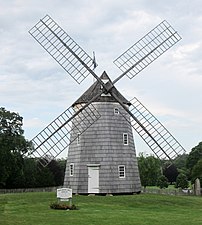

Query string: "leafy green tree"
[[0, 107, 32, 188], [175, 173, 189, 189], [47, 159, 66, 186], [23, 158, 66, 188], [5, 152, 26, 188], [35, 165, 55, 187], [191, 159, 202, 185], [174, 154, 188, 168], [186, 142, 202, 176], [157, 175, 169, 189], [23, 158, 38, 188], [163, 164, 178, 184], [138, 153, 161, 188], [173, 154, 189, 175]]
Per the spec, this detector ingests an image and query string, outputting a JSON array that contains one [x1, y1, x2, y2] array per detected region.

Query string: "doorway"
[[88, 165, 100, 193]]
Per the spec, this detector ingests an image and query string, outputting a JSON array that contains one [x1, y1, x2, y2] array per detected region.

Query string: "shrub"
[[175, 173, 189, 189], [50, 202, 77, 210], [157, 175, 169, 189]]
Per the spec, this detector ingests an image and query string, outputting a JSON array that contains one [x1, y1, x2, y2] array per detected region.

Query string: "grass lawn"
[[1, 192, 202, 225]]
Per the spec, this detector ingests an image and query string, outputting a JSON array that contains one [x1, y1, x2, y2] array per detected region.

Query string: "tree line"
[[0, 107, 66, 188], [138, 142, 202, 189], [1, 107, 202, 189]]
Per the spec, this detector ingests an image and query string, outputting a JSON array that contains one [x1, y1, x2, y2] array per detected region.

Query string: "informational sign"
[[57, 188, 72, 201]]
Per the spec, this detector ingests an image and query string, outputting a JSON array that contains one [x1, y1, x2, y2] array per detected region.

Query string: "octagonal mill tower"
[[64, 72, 141, 194]]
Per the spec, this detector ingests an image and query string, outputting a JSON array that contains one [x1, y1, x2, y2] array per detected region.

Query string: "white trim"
[[69, 163, 74, 176], [118, 165, 125, 178], [87, 164, 101, 167], [100, 79, 109, 91], [102, 79, 108, 84], [77, 133, 80, 145], [123, 133, 128, 145], [101, 93, 111, 97], [114, 108, 119, 115]]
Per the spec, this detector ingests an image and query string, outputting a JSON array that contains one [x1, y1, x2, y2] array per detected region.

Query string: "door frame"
[[87, 164, 100, 194]]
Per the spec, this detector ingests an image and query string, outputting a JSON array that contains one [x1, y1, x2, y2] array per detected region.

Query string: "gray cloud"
[[0, 0, 201, 154]]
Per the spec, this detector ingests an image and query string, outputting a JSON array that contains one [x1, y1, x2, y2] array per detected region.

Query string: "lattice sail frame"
[[113, 20, 182, 80], [29, 103, 100, 167], [29, 15, 96, 84], [28, 15, 184, 165], [122, 97, 185, 161]]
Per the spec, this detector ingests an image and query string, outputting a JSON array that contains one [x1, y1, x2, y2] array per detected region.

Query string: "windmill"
[[28, 15, 185, 194]]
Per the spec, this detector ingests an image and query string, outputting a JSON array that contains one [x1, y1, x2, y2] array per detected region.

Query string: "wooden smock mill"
[[28, 15, 186, 194], [63, 71, 141, 194]]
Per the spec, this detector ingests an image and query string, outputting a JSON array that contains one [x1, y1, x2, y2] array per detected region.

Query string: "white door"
[[88, 166, 99, 193]]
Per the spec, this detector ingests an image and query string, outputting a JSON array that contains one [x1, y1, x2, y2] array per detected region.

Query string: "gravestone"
[[194, 178, 201, 196]]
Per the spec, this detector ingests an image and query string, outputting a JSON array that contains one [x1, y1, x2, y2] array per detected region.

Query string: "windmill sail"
[[28, 15, 184, 170], [29, 15, 97, 84], [28, 15, 185, 194], [122, 97, 185, 161], [113, 20, 181, 82], [28, 103, 100, 167]]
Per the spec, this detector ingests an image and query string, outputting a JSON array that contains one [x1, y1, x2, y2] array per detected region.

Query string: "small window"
[[123, 133, 128, 145], [70, 163, 74, 176], [101, 79, 108, 90], [114, 108, 119, 115], [77, 133, 80, 145], [118, 165, 125, 178], [101, 93, 111, 97]]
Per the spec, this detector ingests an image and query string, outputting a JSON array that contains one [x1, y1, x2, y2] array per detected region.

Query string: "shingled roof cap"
[[72, 71, 131, 106]]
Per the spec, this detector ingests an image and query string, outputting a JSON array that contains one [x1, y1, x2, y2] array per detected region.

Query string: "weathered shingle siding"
[[64, 102, 141, 194]]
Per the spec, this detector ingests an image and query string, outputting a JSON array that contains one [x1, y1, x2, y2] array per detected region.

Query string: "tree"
[[23, 158, 66, 188], [173, 154, 189, 175], [186, 142, 202, 176], [138, 153, 161, 188], [47, 159, 66, 186], [175, 173, 189, 189], [35, 163, 55, 187], [23, 158, 38, 188], [157, 175, 169, 189], [174, 154, 188, 169], [0, 107, 32, 188], [5, 151, 26, 188], [191, 159, 202, 185], [163, 164, 178, 184]]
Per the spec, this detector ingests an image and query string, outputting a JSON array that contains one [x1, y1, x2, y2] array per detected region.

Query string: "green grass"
[[1, 192, 202, 225]]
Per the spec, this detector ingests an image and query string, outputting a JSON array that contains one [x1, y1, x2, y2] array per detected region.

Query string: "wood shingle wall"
[[64, 102, 141, 194]]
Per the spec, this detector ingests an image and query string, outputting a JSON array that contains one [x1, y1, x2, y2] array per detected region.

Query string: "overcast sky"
[[0, 0, 202, 156]]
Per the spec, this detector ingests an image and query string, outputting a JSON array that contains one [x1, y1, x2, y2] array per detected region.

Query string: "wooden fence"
[[0, 186, 62, 194], [0, 186, 198, 196], [142, 187, 194, 196]]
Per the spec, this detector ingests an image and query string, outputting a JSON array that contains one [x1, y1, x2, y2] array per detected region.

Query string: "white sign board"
[[57, 188, 72, 201]]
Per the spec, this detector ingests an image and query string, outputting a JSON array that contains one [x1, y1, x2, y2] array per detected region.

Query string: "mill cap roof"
[[72, 71, 131, 107]]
